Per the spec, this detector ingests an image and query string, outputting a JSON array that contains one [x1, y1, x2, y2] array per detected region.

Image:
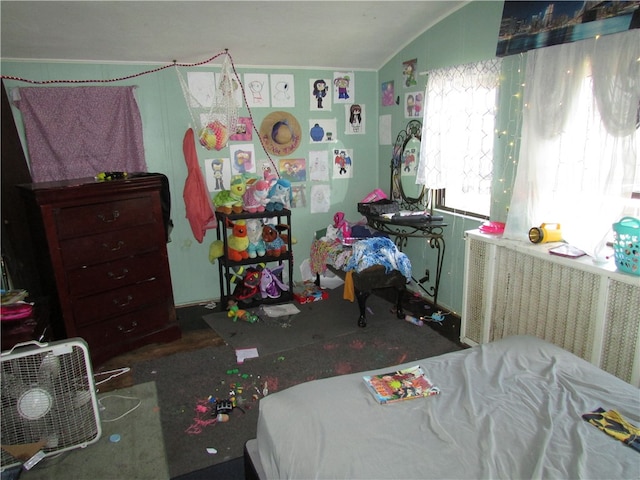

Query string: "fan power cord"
[[98, 395, 142, 422], [94, 367, 131, 387]]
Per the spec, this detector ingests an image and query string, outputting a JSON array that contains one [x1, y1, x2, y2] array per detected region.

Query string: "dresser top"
[[19, 173, 166, 203]]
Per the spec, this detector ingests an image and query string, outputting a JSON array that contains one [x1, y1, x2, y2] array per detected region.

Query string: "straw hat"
[[259, 111, 301, 156]]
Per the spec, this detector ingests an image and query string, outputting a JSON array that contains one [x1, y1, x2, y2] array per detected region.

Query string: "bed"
[[245, 335, 640, 479], [310, 232, 411, 326]]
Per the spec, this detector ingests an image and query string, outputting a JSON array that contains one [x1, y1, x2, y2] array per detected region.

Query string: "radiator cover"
[[462, 230, 640, 386]]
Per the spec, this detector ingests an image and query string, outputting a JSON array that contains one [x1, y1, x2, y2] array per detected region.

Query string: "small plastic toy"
[[226, 299, 259, 323]]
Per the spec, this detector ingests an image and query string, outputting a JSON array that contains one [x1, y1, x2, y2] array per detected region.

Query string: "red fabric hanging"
[[183, 128, 216, 243]]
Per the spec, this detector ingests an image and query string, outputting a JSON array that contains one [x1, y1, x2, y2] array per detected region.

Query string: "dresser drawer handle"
[[113, 294, 133, 308], [117, 321, 138, 334], [102, 240, 125, 251], [107, 268, 129, 280], [97, 210, 120, 223]]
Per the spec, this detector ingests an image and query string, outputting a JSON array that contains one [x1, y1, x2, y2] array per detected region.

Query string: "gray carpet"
[[203, 290, 395, 357], [134, 294, 463, 478]]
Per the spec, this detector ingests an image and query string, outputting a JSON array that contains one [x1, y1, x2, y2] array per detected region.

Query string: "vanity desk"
[[365, 119, 447, 306], [363, 213, 446, 306]]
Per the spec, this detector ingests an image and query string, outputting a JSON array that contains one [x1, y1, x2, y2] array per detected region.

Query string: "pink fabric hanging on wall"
[[16, 86, 147, 182], [183, 128, 217, 243]]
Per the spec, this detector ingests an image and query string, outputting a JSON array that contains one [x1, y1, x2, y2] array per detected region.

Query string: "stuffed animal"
[[226, 218, 249, 262], [333, 212, 352, 239], [232, 266, 262, 303], [265, 178, 292, 211], [214, 175, 246, 214], [259, 265, 289, 299], [262, 224, 289, 257], [242, 178, 270, 213], [208, 239, 224, 263], [246, 218, 266, 258], [226, 299, 259, 323]]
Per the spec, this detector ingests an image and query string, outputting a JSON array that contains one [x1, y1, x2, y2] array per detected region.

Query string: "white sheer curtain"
[[503, 30, 640, 256], [416, 59, 502, 216]]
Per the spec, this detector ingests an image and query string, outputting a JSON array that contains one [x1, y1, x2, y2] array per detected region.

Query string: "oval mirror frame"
[[390, 119, 425, 209]]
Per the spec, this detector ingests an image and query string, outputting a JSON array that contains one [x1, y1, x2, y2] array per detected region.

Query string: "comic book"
[[362, 365, 440, 404]]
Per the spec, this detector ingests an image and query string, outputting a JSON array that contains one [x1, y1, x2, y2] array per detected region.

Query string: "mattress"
[[255, 335, 640, 479]]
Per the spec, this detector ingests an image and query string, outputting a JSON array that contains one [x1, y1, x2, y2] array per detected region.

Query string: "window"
[[416, 58, 502, 218], [503, 30, 640, 255]]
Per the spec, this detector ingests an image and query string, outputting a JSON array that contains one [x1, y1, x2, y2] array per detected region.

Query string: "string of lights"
[[1, 49, 281, 177]]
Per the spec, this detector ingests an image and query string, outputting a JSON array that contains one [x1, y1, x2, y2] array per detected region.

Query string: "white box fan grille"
[[462, 231, 640, 386], [1, 339, 101, 470]]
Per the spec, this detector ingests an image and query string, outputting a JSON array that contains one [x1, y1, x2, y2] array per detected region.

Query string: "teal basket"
[[612, 216, 640, 276]]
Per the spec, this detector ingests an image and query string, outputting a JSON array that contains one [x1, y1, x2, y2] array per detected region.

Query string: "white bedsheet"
[[256, 335, 640, 479]]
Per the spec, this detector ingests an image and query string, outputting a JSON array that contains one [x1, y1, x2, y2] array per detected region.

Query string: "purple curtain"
[[16, 86, 147, 182]]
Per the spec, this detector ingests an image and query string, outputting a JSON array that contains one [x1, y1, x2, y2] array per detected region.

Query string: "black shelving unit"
[[216, 209, 293, 308]]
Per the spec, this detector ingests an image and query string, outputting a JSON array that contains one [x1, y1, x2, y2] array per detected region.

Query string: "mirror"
[[390, 120, 426, 210]]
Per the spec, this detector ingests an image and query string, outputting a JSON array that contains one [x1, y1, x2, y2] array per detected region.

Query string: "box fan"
[[1, 339, 101, 472]]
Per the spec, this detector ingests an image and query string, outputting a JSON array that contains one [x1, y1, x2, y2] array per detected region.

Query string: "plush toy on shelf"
[[232, 266, 262, 303], [259, 265, 289, 299], [262, 224, 289, 257], [214, 175, 246, 214], [208, 239, 224, 263], [246, 218, 266, 258], [226, 299, 259, 323], [242, 177, 270, 213], [265, 178, 292, 212], [226, 218, 249, 262]]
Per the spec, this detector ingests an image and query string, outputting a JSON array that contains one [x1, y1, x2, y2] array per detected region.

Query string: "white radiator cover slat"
[[462, 230, 640, 386]]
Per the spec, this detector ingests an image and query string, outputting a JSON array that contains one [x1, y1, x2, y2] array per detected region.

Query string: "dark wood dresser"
[[19, 174, 181, 365]]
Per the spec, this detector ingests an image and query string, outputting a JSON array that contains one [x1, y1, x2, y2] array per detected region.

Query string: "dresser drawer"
[[72, 279, 170, 327], [66, 251, 168, 297], [54, 195, 156, 239], [60, 224, 157, 267], [77, 303, 171, 346]]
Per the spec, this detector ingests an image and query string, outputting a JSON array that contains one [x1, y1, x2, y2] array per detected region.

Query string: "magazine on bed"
[[363, 365, 440, 404]]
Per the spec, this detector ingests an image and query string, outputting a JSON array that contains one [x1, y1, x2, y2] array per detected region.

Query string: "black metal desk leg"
[[396, 288, 405, 319], [356, 289, 370, 327]]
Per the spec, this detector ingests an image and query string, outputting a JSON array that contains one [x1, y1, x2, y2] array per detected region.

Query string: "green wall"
[[1, 62, 379, 306], [377, 1, 507, 315], [2, 1, 511, 314]]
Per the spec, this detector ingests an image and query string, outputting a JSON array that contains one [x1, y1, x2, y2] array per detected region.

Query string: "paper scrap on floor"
[[261, 303, 300, 317], [236, 347, 259, 364]]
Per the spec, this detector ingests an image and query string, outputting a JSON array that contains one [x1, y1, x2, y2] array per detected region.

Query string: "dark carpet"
[[135, 293, 463, 478], [202, 288, 401, 357]]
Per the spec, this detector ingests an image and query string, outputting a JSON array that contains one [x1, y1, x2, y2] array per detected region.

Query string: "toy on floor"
[[214, 175, 246, 214], [226, 218, 249, 262], [227, 299, 259, 323], [293, 283, 329, 304]]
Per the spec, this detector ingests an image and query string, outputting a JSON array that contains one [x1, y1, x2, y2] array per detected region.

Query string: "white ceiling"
[[1, 1, 468, 70]]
